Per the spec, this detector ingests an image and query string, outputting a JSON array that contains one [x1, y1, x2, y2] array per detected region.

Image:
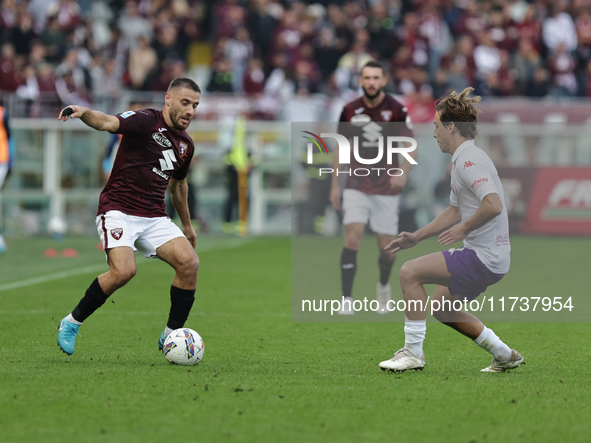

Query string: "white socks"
[[404, 318, 426, 358], [66, 313, 82, 325], [474, 326, 512, 362]]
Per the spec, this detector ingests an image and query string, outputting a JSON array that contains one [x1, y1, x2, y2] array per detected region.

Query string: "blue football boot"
[[57, 317, 80, 355], [158, 331, 167, 351]]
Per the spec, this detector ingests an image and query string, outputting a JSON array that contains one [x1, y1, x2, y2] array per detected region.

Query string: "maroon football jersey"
[[97, 109, 195, 217], [338, 94, 413, 196]]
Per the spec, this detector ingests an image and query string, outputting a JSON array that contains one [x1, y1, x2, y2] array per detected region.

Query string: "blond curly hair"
[[435, 87, 482, 139]]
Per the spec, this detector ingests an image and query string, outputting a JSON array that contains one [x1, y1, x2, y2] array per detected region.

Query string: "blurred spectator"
[[214, 0, 247, 40], [543, 0, 577, 53], [225, 27, 254, 92], [452, 0, 487, 39], [512, 39, 542, 94], [0, 0, 17, 30], [366, 1, 395, 59], [313, 28, 343, 82], [334, 28, 373, 99], [432, 69, 450, 99], [418, 0, 452, 80], [91, 57, 122, 97], [27, 0, 58, 34], [206, 58, 234, 93], [55, 0, 81, 33], [547, 42, 578, 97], [0, 43, 18, 92], [514, 5, 543, 53], [153, 24, 183, 63], [294, 59, 318, 96], [396, 12, 429, 67], [36, 62, 58, 104], [474, 32, 501, 81], [264, 52, 294, 99], [16, 65, 39, 102], [243, 58, 266, 95], [118, 0, 153, 49], [575, 8, 591, 63], [10, 11, 36, 56], [151, 59, 186, 92], [128, 35, 157, 90], [39, 15, 66, 63], [446, 59, 470, 93], [497, 50, 516, 96], [247, 0, 278, 57], [526, 66, 551, 97]]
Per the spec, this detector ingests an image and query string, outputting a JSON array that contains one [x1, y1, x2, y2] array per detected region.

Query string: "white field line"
[[0, 238, 253, 293]]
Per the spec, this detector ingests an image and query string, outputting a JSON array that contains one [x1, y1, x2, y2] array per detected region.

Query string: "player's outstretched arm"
[[384, 205, 461, 254], [58, 105, 120, 133], [169, 178, 197, 248], [438, 193, 502, 245]]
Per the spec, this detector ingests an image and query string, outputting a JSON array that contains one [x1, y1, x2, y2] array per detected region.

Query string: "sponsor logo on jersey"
[[119, 111, 135, 119], [152, 132, 172, 148], [464, 161, 474, 170], [496, 233, 509, 246], [152, 167, 170, 180], [110, 228, 123, 240], [180, 142, 188, 157], [381, 110, 392, 121], [471, 177, 488, 190], [350, 114, 371, 126]]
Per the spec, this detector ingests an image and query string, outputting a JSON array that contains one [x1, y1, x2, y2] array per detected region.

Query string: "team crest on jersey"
[[110, 228, 123, 240], [180, 142, 188, 157], [152, 132, 172, 148], [381, 110, 392, 121]]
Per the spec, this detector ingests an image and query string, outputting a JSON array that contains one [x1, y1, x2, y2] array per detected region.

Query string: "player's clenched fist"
[[58, 105, 88, 122]]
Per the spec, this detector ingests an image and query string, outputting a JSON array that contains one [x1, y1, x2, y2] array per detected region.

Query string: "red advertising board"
[[523, 167, 591, 235]]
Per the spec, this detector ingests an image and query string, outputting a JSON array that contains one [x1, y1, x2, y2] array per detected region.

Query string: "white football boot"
[[481, 349, 524, 372], [379, 347, 426, 372]]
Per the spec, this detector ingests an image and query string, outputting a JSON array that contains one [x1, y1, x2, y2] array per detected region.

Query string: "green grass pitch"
[[0, 235, 589, 442]]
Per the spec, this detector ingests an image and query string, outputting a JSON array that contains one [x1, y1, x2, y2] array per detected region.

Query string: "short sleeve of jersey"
[[450, 187, 458, 207], [113, 109, 158, 135], [171, 143, 194, 181], [458, 161, 498, 201]]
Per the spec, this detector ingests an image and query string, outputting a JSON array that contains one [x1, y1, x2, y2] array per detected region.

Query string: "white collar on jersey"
[[451, 139, 475, 163]]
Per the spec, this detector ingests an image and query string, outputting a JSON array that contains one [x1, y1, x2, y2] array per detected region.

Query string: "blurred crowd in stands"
[[2, 0, 591, 119]]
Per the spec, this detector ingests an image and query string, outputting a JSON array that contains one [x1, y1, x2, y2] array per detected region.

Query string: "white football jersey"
[[449, 140, 510, 274]]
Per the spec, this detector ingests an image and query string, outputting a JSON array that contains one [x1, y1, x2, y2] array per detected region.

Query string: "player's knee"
[[114, 266, 136, 285], [399, 261, 416, 285], [179, 254, 199, 280]]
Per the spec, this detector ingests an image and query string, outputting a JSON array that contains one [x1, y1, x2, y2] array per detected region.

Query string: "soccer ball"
[[162, 328, 204, 366]]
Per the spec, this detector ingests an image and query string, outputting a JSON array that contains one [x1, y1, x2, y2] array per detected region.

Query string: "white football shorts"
[[96, 210, 185, 258], [342, 189, 400, 236]]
